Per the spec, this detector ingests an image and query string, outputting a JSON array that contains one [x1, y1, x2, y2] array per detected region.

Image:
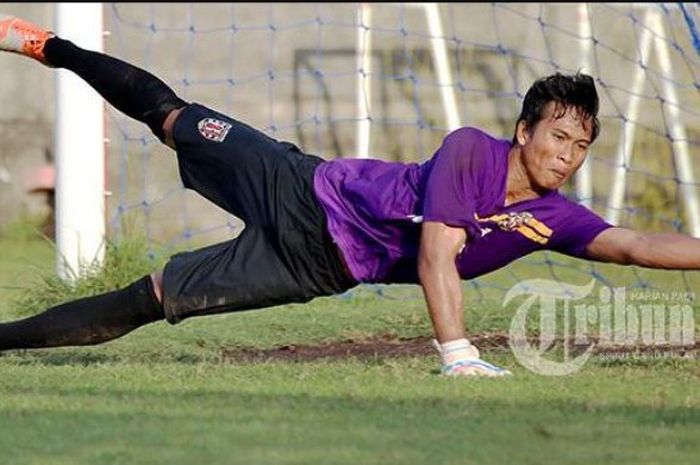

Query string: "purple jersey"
[[313, 127, 613, 283]]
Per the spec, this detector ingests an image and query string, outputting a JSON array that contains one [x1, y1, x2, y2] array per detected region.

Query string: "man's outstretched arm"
[[418, 222, 511, 377], [586, 227, 700, 268], [418, 221, 467, 343]]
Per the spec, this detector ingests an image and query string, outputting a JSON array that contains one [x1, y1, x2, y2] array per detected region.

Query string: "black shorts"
[[161, 103, 357, 324]]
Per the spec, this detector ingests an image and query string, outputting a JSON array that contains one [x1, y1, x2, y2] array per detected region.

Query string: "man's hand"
[[418, 221, 467, 343], [587, 227, 700, 269], [432, 338, 511, 377]]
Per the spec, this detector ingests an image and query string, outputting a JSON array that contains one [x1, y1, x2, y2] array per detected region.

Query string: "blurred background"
[[2, 2, 700, 298]]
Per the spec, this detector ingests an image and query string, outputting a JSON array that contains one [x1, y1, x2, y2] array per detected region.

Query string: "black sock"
[[42, 37, 187, 141], [0, 276, 165, 351]]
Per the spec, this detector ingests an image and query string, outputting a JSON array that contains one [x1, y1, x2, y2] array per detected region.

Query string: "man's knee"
[[150, 270, 164, 303], [162, 107, 184, 149]]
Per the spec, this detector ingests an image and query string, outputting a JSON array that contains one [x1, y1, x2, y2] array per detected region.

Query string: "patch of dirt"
[[220, 333, 510, 363], [220, 332, 700, 363]]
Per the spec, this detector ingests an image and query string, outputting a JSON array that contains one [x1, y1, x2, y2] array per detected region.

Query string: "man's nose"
[[558, 146, 574, 165]]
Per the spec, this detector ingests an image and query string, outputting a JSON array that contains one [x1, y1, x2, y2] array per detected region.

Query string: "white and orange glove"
[[433, 338, 511, 377]]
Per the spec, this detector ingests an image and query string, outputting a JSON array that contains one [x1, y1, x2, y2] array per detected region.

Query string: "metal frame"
[[598, 7, 700, 236], [355, 2, 461, 159], [55, 2, 106, 279]]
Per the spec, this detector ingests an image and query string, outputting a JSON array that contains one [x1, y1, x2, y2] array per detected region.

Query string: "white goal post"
[[355, 2, 461, 159], [599, 4, 700, 236], [55, 2, 105, 280]]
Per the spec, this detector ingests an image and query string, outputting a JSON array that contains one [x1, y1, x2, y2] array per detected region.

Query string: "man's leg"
[[0, 15, 186, 145], [0, 15, 355, 337], [0, 275, 165, 351], [0, 16, 178, 350]]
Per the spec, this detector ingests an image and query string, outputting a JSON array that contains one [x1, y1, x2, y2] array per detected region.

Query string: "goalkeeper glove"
[[432, 338, 511, 377]]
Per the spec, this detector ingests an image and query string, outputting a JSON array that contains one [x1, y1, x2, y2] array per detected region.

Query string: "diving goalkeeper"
[[2, 15, 698, 377]]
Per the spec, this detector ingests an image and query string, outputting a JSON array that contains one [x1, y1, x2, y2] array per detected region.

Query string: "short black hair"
[[513, 72, 600, 144]]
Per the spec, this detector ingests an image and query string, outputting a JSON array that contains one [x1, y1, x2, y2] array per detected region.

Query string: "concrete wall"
[[2, 3, 699, 247], [0, 3, 55, 233]]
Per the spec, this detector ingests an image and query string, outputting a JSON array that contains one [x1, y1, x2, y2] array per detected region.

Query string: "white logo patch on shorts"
[[197, 118, 232, 142]]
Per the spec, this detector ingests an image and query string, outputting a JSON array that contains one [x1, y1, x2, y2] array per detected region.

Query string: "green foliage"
[[619, 127, 680, 233], [629, 180, 676, 230], [0, 214, 47, 243], [9, 236, 166, 318]]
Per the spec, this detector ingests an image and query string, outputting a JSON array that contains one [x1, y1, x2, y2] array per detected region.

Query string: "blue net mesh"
[[105, 3, 700, 302]]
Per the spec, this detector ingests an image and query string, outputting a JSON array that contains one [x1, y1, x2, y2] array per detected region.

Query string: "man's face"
[[516, 102, 593, 191]]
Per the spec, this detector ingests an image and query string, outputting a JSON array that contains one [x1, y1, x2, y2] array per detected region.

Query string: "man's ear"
[[516, 120, 530, 146]]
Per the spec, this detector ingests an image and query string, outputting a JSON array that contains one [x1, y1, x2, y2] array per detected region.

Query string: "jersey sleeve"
[[549, 202, 614, 259], [421, 127, 487, 241]]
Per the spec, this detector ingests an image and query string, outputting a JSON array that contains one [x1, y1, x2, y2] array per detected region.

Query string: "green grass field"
[[0, 233, 699, 465]]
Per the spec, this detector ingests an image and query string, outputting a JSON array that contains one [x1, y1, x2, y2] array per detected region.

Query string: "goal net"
[[104, 3, 700, 301]]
